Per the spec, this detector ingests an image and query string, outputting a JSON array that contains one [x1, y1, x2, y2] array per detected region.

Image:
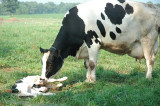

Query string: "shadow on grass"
[[63, 66, 160, 86], [97, 66, 160, 84], [96, 66, 144, 84]]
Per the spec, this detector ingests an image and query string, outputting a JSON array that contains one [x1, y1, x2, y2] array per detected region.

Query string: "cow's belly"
[[101, 41, 144, 59], [76, 41, 144, 60]]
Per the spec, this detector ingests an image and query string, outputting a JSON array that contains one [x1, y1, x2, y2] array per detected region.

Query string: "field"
[[0, 14, 160, 105]]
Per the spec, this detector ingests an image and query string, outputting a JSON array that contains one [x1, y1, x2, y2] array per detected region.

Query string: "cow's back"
[[75, 0, 159, 57]]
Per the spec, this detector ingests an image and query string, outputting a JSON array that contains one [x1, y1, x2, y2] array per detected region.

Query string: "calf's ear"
[[40, 47, 45, 54]]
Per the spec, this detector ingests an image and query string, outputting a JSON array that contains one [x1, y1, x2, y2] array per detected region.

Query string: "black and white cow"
[[40, 0, 160, 82]]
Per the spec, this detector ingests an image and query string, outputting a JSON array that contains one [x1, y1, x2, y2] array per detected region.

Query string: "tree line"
[[0, 0, 79, 15], [0, 0, 159, 15]]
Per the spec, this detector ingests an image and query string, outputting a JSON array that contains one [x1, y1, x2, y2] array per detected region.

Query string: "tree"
[[156, 3, 160, 8], [1, 0, 19, 15], [0, 1, 79, 15], [147, 1, 153, 4]]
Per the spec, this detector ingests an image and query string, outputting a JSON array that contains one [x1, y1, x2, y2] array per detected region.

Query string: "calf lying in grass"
[[12, 76, 67, 97]]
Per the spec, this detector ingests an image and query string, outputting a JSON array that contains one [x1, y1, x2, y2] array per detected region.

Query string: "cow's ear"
[[40, 47, 44, 54], [40, 47, 48, 54], [54, 50, 61, 57]]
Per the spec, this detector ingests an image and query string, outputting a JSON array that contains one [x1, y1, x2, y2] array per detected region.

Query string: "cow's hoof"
[[146, 74, 152, 79], [85, 79, 96, 83]]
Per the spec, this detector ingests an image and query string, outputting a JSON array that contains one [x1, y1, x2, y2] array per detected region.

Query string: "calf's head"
[[40, 47, 63, 79]]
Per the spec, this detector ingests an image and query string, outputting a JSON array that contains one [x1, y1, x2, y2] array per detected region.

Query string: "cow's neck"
[[52, 6, 85, 58], [51, 33, 72, 59]]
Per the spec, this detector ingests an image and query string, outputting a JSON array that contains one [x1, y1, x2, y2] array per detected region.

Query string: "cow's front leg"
[[84, 44, 100, 83], [85, 59, 97, 83]]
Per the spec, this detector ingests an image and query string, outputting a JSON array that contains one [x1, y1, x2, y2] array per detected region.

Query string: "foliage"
[[0, 2, 79, 15], [1, 0, 19, 14], [147, 1, 160, 7], [0, 14, 160, 105], [156, 3, 160, 7]]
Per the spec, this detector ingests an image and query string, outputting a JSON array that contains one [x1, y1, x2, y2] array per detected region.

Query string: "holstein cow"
[[40, 0, 160, 82]]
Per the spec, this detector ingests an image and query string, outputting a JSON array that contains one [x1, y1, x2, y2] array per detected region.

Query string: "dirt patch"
[[2, 67, 20, 72], [3, 68, 14, 72], [0, 18, 3, 21], [0, 18, 2, 24], [7, 18, 20, 22], [0, 89, 12, 93], [0, 18, 21, 23]]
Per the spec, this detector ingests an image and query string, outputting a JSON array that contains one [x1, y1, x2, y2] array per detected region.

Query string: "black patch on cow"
[[97, 20, 106, 37], [16, 80, 22, 84], [118, 0, 125, 3], [53, 6, 85, 57], [85, 30, 101, 48], [105, 3, 126, 25], [116, 27, 122, 33], [158, 27, 160, 34], [101, 13, 105, 20], [125, 4, 134, 14], [12, 84, 19, 93], [110, 32, 116, 40]]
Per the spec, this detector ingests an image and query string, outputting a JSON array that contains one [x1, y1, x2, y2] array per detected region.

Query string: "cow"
[[40, 0, 160, 83]]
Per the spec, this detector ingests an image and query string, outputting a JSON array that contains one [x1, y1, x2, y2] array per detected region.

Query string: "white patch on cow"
[[41, 52, 50, 79], [76, 43, 89, 59]]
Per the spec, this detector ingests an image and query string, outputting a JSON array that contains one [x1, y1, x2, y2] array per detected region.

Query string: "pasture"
[[0, 14, 160, 105]]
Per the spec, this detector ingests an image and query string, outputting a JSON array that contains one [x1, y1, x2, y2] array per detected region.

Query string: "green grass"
[[0, 14, 160, 105]]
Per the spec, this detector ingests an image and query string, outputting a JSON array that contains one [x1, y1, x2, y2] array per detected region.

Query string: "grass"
[[0, 14, 160, 105]]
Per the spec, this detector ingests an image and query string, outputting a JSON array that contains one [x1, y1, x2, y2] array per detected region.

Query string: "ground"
[[0, 14, 160, 105]]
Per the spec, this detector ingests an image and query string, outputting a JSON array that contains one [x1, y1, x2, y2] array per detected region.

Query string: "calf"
[[40, 0, 160, 82], [12, 76, 67, 97]]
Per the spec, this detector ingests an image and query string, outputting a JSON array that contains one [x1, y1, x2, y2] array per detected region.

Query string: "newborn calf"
[[12, 76, 67, 97]]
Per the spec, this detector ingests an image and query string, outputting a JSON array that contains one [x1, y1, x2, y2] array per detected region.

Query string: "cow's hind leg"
[[145, 40, 158, 79], [142, 31, 159, 79]]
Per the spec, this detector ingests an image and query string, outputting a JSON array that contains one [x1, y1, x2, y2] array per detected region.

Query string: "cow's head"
[[40, 47, 63, 79]]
